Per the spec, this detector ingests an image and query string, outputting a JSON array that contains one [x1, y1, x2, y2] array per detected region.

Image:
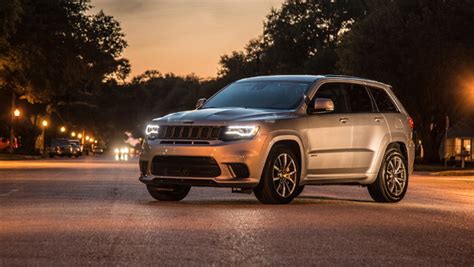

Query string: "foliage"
[[337, 0, 474, 161], [218, 0, 367, 82], [0, 0, 129, 106]]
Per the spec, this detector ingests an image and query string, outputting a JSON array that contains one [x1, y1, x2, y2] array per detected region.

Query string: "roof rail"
[[323, 74, 360, 79], [323, 74, 389, 86]]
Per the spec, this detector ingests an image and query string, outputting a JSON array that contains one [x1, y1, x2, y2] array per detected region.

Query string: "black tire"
[[146, 185, 191, 201], [368, 146, 409, 203], [254, 144, 301, 204], [294, 185, 305, 198]]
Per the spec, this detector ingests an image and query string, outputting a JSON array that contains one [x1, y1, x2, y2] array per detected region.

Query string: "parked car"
[[139, 75, 415, 204], [91, 145, 105, 154], [69, 139, 82, 157], [0, 137, 9, 151], [48, 138, 74, 157]]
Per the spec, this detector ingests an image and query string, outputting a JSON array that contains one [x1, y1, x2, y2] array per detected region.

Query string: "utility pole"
[[9, 90, 15, 153], [444, 115, 449, 167]]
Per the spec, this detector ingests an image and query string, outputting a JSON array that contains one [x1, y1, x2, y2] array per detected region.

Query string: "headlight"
[[146, 124, 159, 139], [146, 124, 159, 135], [222, 125, 259, 141]]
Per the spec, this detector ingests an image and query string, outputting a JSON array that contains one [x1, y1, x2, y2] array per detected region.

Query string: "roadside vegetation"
[[1, 0, 473, 162]]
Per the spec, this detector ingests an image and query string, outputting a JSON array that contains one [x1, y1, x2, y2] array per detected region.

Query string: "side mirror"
[[312, 98, 334, 114], [195, 98, 207, 109]]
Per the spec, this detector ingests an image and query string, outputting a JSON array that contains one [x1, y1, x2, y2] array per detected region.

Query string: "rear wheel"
[[368, 146, 408, 202], [146, 185, 191, 201], [254, 144, 300, 204]]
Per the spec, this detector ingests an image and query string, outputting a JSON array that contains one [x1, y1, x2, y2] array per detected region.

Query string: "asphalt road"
[[0, 157, 473, 265]]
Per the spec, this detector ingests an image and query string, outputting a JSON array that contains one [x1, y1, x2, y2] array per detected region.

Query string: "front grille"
[[160, 140, 210, 145], [151, 156, 221, 177], [157, 125, 223, 140]]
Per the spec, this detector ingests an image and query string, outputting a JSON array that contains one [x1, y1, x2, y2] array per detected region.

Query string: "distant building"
[[445, 118, 473, 162]]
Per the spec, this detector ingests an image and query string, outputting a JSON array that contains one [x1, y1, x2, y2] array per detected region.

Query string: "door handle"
[[339, 117, 349, 124], [374, 116, 384, 123]]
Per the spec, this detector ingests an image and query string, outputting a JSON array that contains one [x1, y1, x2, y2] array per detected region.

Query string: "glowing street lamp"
[[40, 119, 48, 155], [71, 131, 76, 137], [9, 108, 21, 153], [60, 126, 66, 133], [94, 140, 98, 144], [85, 135, 90, 141]]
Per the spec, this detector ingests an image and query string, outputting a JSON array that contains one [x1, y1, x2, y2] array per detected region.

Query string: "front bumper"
[[139, 135, 269, 188]]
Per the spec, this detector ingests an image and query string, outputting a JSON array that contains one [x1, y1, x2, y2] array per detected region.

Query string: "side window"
[[345, 84, 374, 113], [369, 87, 398, 113], [312, 83, 348, 113]]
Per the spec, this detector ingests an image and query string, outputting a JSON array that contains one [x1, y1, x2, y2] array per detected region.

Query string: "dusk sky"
[[91, 0, 284, 78]]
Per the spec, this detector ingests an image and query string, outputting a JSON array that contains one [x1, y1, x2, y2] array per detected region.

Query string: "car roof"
[[236, 74, 390, 87], [237, 75, 324, 83]]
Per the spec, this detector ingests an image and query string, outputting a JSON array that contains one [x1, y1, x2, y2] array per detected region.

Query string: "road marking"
[[0, 188, 19, 197]]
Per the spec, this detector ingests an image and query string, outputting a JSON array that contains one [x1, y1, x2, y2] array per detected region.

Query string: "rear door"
[[346, 84, 390, 173]]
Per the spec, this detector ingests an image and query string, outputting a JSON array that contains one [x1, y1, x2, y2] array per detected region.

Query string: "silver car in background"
[[139, 75, 415, 204]]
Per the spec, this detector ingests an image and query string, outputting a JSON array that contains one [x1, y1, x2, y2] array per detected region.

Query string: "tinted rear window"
[[345, 84, 374, 113], [369, 87, 398, 113]]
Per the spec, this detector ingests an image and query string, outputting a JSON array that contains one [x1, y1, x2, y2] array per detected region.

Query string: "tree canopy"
[[218, 0, 367, 82], [337, 0, 474, 161], [1, 0, 473, 161], [0, 0, 129, 106]]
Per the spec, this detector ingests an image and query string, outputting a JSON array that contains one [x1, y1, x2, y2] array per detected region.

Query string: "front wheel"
[[254, 144, 301, 204], [146, 185, 191, 201], [368, 147, 408, 202]]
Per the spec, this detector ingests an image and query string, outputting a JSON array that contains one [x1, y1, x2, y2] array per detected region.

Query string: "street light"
[[9, 108, 21, 153], [41, 119, 48, 155], [78, 133, 83, 139], [71, 131, 76, 137], [85, 135, 90, 141], [60, 126, 66, 133]]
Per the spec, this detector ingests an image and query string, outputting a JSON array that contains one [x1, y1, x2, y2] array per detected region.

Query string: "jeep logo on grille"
[[182, 120, 194, 124]]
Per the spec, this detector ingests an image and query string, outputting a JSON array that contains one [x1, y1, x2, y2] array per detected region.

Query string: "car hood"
[[153, 108, 295, 123]]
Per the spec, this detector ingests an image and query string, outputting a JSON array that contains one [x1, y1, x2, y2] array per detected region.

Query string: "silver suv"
[[139, 75, 414, 204]]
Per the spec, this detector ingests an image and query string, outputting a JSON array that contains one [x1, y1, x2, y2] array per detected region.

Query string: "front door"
[[306, 83, 354, 177]]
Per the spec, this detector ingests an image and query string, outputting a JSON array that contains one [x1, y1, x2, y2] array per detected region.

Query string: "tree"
[[0, 0, 129, 112], [218, 0, 367, 81], [337, 0, 474, 162]]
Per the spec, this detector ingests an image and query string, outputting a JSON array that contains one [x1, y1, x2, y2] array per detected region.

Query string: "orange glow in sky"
[[92, 0, 284, 78]]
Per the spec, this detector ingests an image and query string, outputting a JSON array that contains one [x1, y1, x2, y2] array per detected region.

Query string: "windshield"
[[52, 139, 69, 146], [202, 81, 312, 110]]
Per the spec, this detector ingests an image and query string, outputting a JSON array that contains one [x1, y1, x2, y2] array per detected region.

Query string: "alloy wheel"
[[384, 155, 407, 197], [272, 153, 297, 198]]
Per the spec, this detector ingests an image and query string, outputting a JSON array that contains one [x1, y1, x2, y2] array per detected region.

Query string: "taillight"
[[408, 117, 414, 129]]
